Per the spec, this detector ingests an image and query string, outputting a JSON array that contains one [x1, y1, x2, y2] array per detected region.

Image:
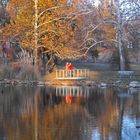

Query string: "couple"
[[66, 62, 73, 77], [66, 62, 73, 70]]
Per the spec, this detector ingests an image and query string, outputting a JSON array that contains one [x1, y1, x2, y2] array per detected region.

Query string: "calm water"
[[0, 85, 140, 140]]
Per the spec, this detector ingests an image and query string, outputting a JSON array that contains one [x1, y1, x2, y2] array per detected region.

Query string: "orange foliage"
[[2, 0, 82, 59]]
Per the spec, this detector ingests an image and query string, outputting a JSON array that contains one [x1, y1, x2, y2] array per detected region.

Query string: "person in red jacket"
[[68, 63, 73, 70], [68, 63, 73, 77]]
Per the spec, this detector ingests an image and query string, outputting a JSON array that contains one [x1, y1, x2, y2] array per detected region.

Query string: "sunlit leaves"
[[1, 0, 82, 60]]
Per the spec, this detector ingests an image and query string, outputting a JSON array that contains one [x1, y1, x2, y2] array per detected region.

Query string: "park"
[[0, 0, 140, 140]]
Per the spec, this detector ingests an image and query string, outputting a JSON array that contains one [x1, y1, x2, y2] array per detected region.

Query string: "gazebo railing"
[[56, 69, 89, 80]]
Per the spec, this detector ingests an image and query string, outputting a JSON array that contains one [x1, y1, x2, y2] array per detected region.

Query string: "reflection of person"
[[66, 95, 72, 104]]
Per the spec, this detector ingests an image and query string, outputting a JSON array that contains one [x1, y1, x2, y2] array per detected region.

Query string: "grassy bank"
[[0, 63, 41, 81]]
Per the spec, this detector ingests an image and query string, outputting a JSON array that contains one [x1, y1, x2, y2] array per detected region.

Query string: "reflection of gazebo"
[[55, 86, 90, 97]]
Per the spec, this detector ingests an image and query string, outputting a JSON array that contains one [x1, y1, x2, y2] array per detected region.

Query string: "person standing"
[[69, 63, 73, 70], [69, 63, 73, 77], [66, 62, 69, 77], [66, 62, 69, 70]]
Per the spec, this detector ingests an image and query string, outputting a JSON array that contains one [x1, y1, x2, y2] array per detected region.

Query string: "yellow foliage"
[[2, 0, 81, 59]]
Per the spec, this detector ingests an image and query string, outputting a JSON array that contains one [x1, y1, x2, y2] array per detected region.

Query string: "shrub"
[[0, 64, 16, 79], [18, 64, 41, 81]]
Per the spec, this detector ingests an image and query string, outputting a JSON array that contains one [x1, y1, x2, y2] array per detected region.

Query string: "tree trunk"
[[34, 0, 38, 65], [42, 53, 46, 75], [118, 98, 125, 140], [116, 0, 126, 71]]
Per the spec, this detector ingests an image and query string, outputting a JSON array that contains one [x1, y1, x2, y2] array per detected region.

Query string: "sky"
[[88, 0, 100, 6], [94, 0, 100, 6]]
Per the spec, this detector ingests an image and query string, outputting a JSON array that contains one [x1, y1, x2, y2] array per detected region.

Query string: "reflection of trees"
[[0, 86, 89, 140], [131, 89, 140, 120], [125, 88, 140, 140], [37, 87, 88, 140], [85, 88, 120, 140], [116, 88, 140, 140], [0, 86, 139, 140], [0, 86, 36, 119], [0, 86, 37, 140], [36, 87, 120, 140]]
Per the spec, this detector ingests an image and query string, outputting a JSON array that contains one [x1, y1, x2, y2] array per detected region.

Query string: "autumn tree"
[[1, 0, 139, 71], [122, 0, 140, 63], [1, 0, 86, 71], [77, 0, 139, 70], [74, 0, 117, 63]]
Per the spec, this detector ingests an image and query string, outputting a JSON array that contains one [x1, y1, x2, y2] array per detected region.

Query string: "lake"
[[0, 85, 140, 140]]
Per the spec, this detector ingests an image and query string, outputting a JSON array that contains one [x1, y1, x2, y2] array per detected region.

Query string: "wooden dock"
[[56, 69, 89, 80]]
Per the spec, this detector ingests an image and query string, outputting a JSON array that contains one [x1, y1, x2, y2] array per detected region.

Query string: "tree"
[[0, 0, 9, 26], [1, 0, 86, 71], [77, 0, 139, 70], [116, 0, 126, 70], [1, 0, 139, 71], [122, 0, 140, 64], [75, 0, 117, 62], [116, 0, 140, 69]]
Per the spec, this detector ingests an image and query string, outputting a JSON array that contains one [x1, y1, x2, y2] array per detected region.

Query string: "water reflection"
[[0, 86, 140, 140]]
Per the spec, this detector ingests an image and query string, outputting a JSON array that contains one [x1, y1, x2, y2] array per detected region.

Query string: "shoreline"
[[0, 79, 140, 88]]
